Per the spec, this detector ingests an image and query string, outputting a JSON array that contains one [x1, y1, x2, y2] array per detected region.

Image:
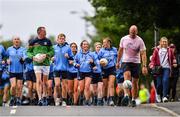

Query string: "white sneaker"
[[163, 97, 168, 103], [2, 102, 9, 107], [55, 98, 60, 106], [109, 100, 114, 106], [156, 95, 161, 103], [62, 101, 67, 106]]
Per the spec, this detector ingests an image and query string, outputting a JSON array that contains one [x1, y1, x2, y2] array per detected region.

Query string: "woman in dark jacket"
[[169, 44, 179, 101]]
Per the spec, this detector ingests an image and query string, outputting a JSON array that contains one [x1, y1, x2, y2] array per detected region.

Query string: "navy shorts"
[[25, 70, 36, 82], [91, 73, 102, 84], [48, 72, 54, 80], [121, 62, 140, 78], [9, 72, 23, 80], [78, 72, 92, 81], [0, 78, 10, 89], [54, 70, 68, 79], [102, 66, 116, 79], [68, 72, 78, 80]]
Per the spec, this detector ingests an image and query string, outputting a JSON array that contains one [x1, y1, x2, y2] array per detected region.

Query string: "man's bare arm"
[[140, 50, 147, 67], [116, 47, 123, 69], [140, 50, 148, 75]]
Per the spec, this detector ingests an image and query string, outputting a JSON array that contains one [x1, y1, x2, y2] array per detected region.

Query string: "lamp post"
[[153, 23, 159, 47]]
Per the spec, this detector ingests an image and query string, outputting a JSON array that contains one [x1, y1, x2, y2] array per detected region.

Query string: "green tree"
[[0, 40, 13, 49], [87, 0, 180, 87], [88, 0, 180, 52]]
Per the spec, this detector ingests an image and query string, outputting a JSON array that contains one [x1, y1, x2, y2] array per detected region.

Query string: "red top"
[[149, 46, 176, 70]]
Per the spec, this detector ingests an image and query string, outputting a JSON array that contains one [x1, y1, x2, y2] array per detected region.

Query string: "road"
[[0, 102, 179, 116]]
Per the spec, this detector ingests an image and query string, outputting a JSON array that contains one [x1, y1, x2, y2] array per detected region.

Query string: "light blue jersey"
[[74, 49, 94, 73], [0, 45, 6, 71], [98, 47, 117, 69], [92, 51, 101, 73], [24, 59, 34, 72], [68, 53, 78, 73], [24, 49, 34, 72], [49, 62, 54, 73], [53, 43, 73, 71], [6, 46, 26, 73], [1, 63, 9, 80]]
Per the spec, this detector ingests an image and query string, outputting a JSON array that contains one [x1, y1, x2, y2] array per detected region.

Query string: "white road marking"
[[12, 106, 17, 109], [10, 106, 18, 115], [10, 109, 16, 115], [151, 104, 179, 117]]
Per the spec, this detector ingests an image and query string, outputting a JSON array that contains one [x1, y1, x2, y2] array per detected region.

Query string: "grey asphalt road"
[[0, 103, 179, 116], [157, 102, 180, 115]]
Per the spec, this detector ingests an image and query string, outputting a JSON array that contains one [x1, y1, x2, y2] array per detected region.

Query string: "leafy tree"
[[0, 40, 13, 49], [87, 0, 180, 87], [87, 0, 180, 53]]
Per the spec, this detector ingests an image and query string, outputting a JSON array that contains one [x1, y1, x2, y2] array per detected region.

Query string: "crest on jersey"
[[44, 42, 47, 45]]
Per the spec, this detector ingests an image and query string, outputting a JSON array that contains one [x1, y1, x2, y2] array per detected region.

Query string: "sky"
[[0, 0, 95, 46]]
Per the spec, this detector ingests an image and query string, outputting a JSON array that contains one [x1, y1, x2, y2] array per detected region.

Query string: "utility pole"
[[154, 23, 159, 47]]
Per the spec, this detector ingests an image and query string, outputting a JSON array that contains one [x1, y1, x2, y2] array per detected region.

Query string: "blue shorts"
[[9, 72, 23, 80], [91, 73, 102, 84], [25, 70, 36, 82], [78, 72, 92, 81], [102, 66, 116, 79], [0, 78, 10, 89], [68, 72, 78, 80], [121, 62, 140, 78]]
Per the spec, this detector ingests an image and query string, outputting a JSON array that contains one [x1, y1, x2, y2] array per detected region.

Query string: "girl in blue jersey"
[[0, 45, 9, 106], [24, 54, 37, 105], [91, 42, 103, 106], [98, 37, 117, 106], [0, 63, 10, 106], [0, 44, 6, 75], [115, 59, 124, 106], [53, 33, 73, 106], [74, 40, 94, 105], [0, 44, 6, 87], [67, 42, 78, 105], [6, 36, 26, 106]]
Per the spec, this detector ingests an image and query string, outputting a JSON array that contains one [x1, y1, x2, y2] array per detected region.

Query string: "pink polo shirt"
[[120, 35, 146, 63]]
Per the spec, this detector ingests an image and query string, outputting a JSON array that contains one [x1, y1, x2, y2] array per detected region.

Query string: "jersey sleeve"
[[119, 37, 124, 48], [139, 38, 146, 51]]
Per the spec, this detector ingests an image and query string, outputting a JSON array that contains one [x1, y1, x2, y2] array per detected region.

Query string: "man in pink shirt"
[[116, 25, 148, 107]]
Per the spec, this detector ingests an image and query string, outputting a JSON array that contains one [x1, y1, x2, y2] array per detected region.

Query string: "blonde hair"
[[160, 36, 168, 41], [94, 42, 102, 48], [58, 33, 66, 38], [103, 37, 112, 43]]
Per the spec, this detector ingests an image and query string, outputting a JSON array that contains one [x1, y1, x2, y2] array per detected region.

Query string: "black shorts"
[[0, 71, 2, 82], [48, 72, 54, 80], [91, 73, 102, 84], [54, 70, 68, 79], [25, 70, 36, 82], [68, 72, 78, 80], [78, 72, 92, 81], [0, 78, 10, 89], [9, 72, 23, 80], [102, 66, 116, 79], [121, 62, 140, 78], [116, 77, 124, 84], [0, 71, 2, 78]]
